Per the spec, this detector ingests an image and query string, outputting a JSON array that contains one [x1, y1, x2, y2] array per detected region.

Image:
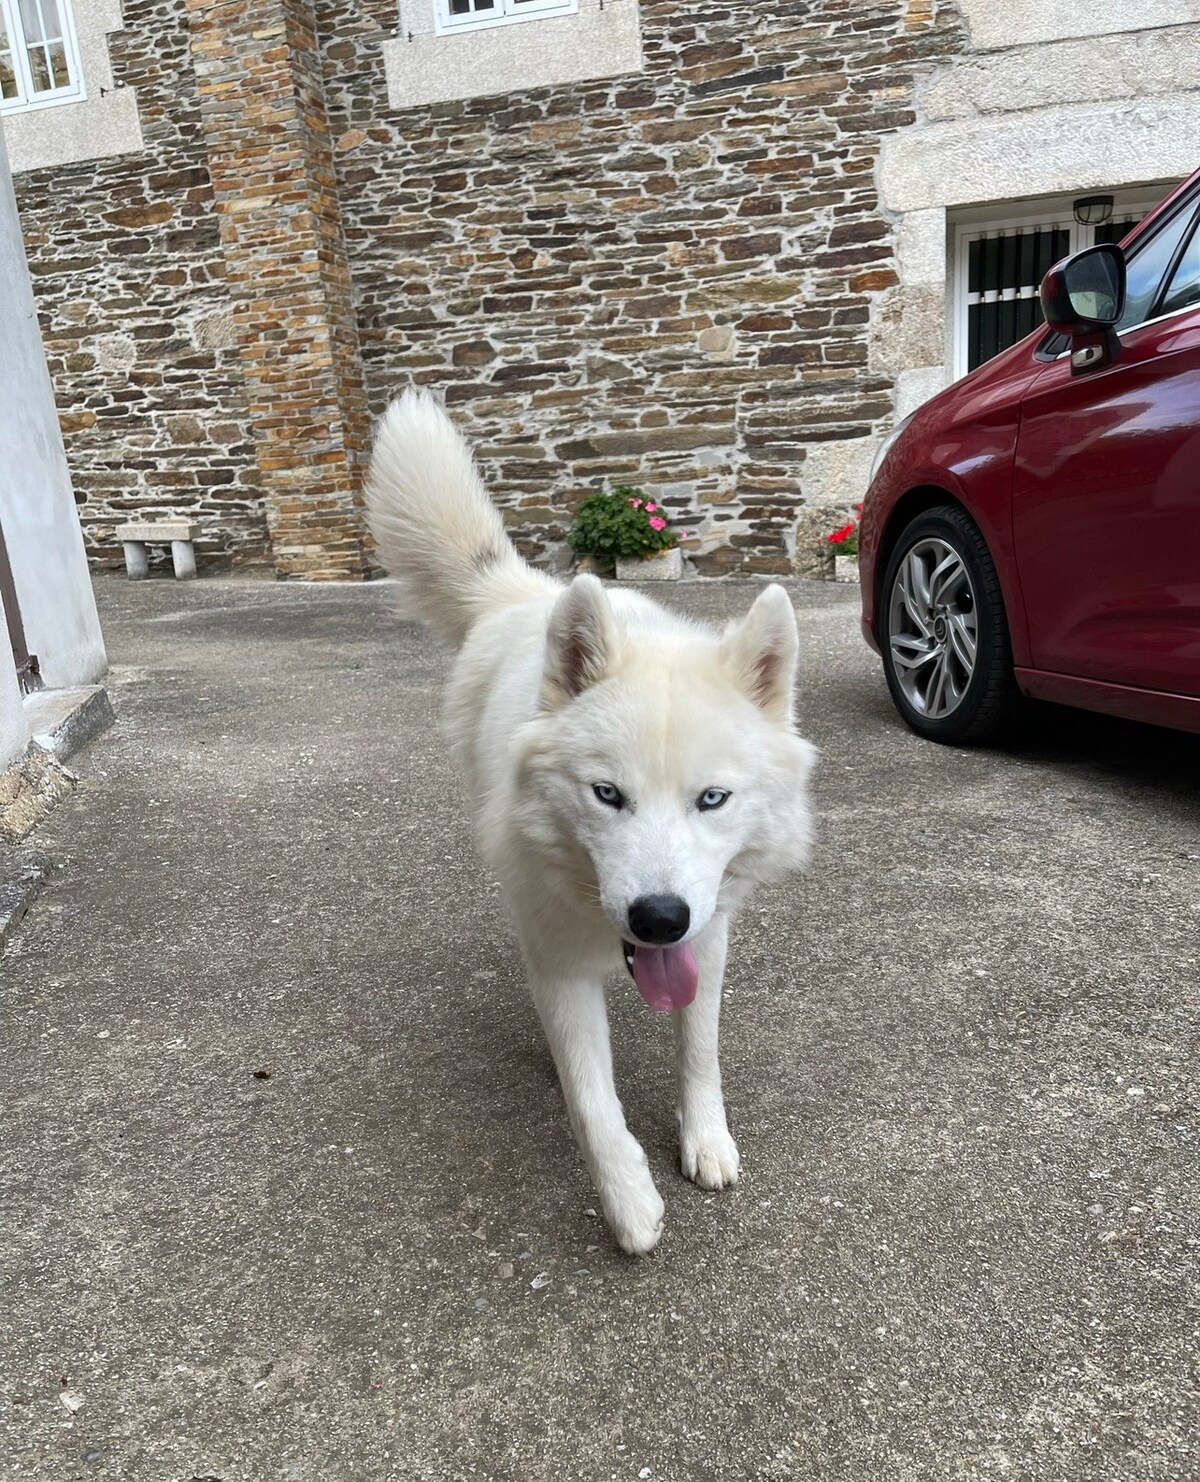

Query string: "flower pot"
[[615, 547, 682, 582], [834, 554, 860, 584]]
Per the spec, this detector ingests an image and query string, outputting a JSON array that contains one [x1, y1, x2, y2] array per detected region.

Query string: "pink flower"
[[644, 502, 658, 513], [649, 516, 667, 531], [628, 497, 643, 508]]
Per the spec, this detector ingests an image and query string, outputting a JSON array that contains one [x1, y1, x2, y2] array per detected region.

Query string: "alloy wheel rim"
[[888, 538, 978, 720]]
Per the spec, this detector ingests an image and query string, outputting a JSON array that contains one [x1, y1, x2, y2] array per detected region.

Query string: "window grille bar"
[[964, 224, 1070, 372]]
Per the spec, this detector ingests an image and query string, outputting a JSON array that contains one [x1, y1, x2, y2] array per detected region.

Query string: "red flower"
[[827, 521, 856, 545]]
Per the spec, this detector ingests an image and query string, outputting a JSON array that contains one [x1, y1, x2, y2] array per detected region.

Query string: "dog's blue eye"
[[697, 788, 730, 811], [593, 783, 624, 809]]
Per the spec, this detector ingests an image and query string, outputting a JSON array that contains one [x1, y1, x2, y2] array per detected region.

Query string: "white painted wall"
[[385, 0, 641, 108], [0, 126, 106, 705], [1, 0, 143, 174], [0, 647, 28, 772]]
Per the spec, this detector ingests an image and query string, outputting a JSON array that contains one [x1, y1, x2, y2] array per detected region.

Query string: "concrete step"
[[23, 684, 115, 761]]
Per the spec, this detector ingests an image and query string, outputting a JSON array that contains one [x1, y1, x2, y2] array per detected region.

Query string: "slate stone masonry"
[[319, 0, 965, 575], [11, 0, 967, 578], [186, 0, 375, 580], [13, 0, 267, 571]]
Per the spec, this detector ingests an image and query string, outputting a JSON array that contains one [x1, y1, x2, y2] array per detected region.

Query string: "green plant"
[[567, 487, 677, 563]]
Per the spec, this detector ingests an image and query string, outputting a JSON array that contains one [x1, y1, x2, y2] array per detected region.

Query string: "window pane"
[[1160, 225, 1200, 317], [1117, 203, 1196, 329], [18, 0, 44, 43], [0, 51, 17, 99], [1035, 227, 1070, 283], [47, 35, 68, 86], [40, 0, 63, 41], [967, 237, 981, 296], [1016, 232, 1036, 291], [28, 41, 51, 91]]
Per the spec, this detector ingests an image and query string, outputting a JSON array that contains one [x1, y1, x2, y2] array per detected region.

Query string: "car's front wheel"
[[880, 505, 1018, 745]]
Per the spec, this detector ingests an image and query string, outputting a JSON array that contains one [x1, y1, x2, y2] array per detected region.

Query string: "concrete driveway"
[[3, 574, 1198, 1482]]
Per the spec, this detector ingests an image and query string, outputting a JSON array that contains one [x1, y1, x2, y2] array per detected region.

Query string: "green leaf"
[[567, 486, 677, 560]]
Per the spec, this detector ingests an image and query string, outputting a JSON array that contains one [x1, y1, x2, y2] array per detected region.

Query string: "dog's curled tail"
[[367, 389, 557, 648]]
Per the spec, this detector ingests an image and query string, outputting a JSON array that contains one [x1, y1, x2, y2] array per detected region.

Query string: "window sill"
[[0, 85, 87, 117]]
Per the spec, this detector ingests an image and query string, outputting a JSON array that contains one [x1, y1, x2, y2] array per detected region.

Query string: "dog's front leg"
[[675, 914, 741, 1190], [529, 973, 664, 1256]]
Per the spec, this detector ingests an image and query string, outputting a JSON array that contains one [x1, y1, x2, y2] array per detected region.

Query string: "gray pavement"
[[3, 573, 1198, 1482]]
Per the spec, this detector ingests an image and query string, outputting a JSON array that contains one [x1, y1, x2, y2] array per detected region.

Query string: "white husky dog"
[[368, 390, 815, 1254]]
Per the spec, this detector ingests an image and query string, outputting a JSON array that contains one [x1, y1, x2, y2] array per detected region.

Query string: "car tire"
[[879, 504, 1019, 746]]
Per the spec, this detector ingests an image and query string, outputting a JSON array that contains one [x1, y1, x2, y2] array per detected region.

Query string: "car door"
[[1011, 191, 1200, 696]]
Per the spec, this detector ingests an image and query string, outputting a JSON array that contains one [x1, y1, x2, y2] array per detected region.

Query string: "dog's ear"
[[542, 574, 617, 708], [720, 583, 799, 725]]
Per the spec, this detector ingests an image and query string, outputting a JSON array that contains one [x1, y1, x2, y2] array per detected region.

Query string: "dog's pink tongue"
[[630, 943, 699, 1012]]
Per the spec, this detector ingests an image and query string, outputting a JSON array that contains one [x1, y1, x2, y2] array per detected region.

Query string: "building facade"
[[0, 124, 108, 841], [3, 0, 1198, 579]]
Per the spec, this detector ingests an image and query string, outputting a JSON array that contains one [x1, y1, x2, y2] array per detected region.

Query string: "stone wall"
[[10, 0, 267, 571], [320, 0, 967, 576], [9, 0, 1199, 580], [186, 0, 375, 579], [10, 0, 975, 578]]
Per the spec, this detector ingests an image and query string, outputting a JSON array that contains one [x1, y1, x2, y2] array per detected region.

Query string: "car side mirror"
[[1040, 243, 1126, 373]]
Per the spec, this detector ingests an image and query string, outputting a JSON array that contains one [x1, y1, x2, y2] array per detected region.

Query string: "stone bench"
[[115, 521, 201, 581]]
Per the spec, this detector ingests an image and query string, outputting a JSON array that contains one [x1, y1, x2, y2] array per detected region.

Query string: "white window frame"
[[952, 190, 1160, 380], [434, 0, 578, 37], [0, 0, 85, 115]]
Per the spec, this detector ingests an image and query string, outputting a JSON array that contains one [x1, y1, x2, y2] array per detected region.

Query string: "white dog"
[[368, 391, 815, 1254]]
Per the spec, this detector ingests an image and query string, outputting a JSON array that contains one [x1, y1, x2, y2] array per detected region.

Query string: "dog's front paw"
[[600, 1167, 665, 1256], [681, 1126, 741, 1191]]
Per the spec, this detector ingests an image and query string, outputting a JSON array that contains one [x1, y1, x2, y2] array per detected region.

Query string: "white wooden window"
[[952, 191, 1158, 378], [435, 0, 578, 36], [0, 0, 84, 114]]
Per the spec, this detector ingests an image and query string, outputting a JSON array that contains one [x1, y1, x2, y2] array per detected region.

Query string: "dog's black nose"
[[628, 894, 690, 945]]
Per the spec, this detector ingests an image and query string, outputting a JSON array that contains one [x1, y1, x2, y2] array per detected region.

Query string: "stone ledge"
[[879, 92, 1200, 214], [115, 521, 201, 542]]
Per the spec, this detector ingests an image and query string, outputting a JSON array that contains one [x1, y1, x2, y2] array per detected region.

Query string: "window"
[[435, 0, 578, 35], [953, 194, 1155, 377], [1117, 198, 1198, 329], [1160, 218, 1200, 319], [0, 0, 83, 113]]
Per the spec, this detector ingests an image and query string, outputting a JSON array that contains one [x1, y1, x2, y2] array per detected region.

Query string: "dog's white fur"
[[368, 390, 815, 1254]]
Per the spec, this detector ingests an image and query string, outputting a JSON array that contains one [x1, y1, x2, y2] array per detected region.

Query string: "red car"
[[860, 170, 1200, 744]]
